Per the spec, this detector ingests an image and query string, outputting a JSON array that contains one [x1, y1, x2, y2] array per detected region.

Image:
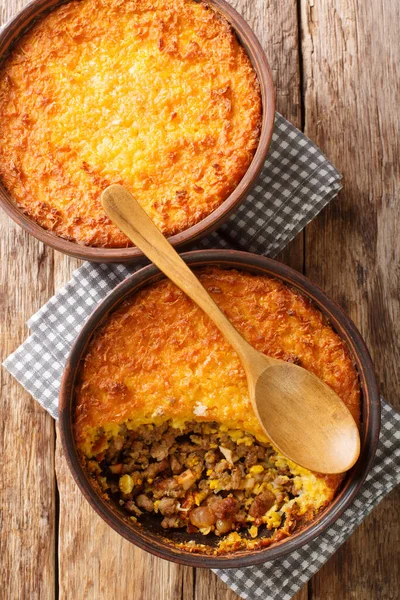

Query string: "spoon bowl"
[[250, 358, 360, 473]]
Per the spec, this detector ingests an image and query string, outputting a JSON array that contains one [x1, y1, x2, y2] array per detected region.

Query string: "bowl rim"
[[59, 249, 381, 568], [0, 0, 275, 263]]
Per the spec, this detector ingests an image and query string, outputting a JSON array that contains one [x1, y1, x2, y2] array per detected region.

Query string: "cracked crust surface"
[[0, 0, 261, 247]]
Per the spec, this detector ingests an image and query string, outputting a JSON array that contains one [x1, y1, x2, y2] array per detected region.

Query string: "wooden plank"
[[1, 0, 26, 24], [229, 0, 305, 272], [0, 217, 56, 599], [195, 569, 242, 600], [301, 0, 400, 598]]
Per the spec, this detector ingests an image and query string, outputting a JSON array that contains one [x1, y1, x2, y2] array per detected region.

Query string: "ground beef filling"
[[85, 421, 306, 537]]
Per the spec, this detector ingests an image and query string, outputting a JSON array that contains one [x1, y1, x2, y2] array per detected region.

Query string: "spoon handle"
[[101, 185, 260, 365]]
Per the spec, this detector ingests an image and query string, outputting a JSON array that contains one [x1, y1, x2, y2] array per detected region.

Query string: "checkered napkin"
[[4, 113, 400, 600]]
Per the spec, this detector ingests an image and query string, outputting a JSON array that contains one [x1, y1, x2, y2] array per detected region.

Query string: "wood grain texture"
[[228, 0, 305, 272], [0, 0, 398, 599], [301, 0, 400, 598], [0, 214, 56, 598]]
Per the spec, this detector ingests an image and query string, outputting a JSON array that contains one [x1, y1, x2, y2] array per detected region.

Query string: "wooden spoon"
[[101, 184, 360, 474]]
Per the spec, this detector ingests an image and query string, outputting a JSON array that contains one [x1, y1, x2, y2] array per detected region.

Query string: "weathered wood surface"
[[301, 1, 400, 599], [0, 221, 56, 600], [0, 0, 399, 599]]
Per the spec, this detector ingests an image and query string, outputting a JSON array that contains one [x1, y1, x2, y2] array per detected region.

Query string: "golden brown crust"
[[0, 0, 261, 247], [74, 267, 361, 496]]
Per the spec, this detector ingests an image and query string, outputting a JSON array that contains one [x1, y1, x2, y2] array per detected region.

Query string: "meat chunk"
[[170, 455, 183, 474], [207, 496, 238, 520], [244, 449, 259, 468], [190, 434, 211, 449], [161, 516, 183, 529], [231, 467, 242, 489], [136, 494, 154, 512], [214, 459, 230, 475], [158, 497, 178, 517], [249, 491, 275, 518], [153, 476, 182, 498], [105, 435, 124, 461], [124, 500, 142, 516], [142, 458, 169, 480], [204, 449, 218, 468], [150, 442, 169, 462]]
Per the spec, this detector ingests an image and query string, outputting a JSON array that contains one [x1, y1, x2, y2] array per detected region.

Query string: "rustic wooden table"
[[1, 0, 399, 598]]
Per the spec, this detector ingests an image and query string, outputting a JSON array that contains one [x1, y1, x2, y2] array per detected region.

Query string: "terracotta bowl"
[[0, 0, 275, 263], [59, 250, 380, 568]]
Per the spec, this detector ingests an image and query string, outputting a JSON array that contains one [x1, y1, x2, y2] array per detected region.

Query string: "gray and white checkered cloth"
[[4, 113, 400, 600]]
